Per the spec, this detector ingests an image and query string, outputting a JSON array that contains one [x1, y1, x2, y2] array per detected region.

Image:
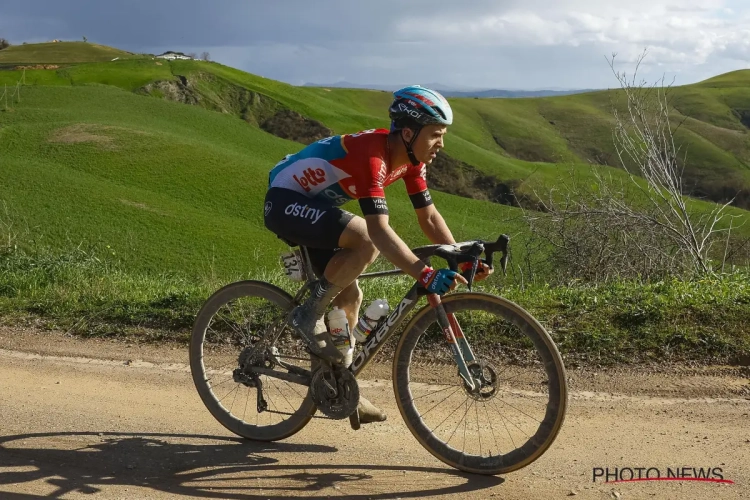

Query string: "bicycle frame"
[[289, 245, 481, 390]]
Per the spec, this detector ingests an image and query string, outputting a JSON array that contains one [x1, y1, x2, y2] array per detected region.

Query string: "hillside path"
[[0, 327, 748, 499]]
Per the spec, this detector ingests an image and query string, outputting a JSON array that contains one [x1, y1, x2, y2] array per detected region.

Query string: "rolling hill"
[[1, 42, 749, 280], [0, 41, 136, 66]]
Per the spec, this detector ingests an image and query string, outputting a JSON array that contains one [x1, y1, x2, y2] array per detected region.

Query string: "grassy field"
[[0, 85, 520, 278], [1, 42, 749, 364], [0, 43, 748, 275], [2, 240, 748, 365]]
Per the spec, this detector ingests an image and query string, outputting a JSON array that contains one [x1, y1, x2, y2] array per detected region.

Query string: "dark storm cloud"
[[0, 0, 505, 48], [1, 1, 748, 88]]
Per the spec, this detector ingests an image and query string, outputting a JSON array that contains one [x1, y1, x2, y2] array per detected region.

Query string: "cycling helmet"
[[389, 85, 453, 165]]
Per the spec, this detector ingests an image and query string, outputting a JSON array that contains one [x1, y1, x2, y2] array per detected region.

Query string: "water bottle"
[[327, 306, 352, 366], [352, 299, 390, 342]]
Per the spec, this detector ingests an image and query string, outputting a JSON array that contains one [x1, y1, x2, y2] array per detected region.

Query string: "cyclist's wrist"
[[418, 266, 435, 286]]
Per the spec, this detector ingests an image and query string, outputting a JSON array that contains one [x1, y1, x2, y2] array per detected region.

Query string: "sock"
[[307, 277, 344, 318], [295, 277, 344, 327]]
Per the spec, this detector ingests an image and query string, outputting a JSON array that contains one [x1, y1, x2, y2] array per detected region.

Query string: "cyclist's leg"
[[264, 188, 376, 363], [305, 218, 377, 339], [268, 195, 386, 421], [331, 281, 363, 335], [320, 217, 377, 330], [309, 249, 364, 332], [308, 224, 386, 423]]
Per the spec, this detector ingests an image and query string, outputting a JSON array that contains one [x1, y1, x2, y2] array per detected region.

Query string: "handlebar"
[[411, 234, 510, 290]]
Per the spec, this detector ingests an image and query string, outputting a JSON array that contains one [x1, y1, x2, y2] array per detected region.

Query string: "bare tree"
[[200, 51, 211, 61], [607, 50, 741, 275], [524, 167, 701, 283], [0, 38, 10, 50], [187, 52, 197, 59], [523, 49, 743, 282]]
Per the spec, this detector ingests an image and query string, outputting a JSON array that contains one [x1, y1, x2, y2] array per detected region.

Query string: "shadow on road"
[[0, 431, 504, 498]]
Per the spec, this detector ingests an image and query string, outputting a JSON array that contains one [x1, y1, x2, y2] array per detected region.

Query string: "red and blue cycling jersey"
[[267, 129, 432, 215]]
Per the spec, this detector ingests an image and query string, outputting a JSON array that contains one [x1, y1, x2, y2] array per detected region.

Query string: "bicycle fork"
[[427, 294, 479, 391]]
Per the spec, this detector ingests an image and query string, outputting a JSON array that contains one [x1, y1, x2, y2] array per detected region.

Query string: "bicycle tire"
[[190, 280, 316, 441], [392, 292, 567, 475]]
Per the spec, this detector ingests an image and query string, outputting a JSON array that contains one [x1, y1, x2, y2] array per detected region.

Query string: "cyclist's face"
[[404, 125, 447, 164]]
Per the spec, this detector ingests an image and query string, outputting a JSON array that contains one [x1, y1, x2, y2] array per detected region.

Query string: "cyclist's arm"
[[365, 213, 428, 280], [415, 203, 456, 245]]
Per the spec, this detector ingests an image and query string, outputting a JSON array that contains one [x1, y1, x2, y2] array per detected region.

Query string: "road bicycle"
[[189, 235, 568, 475]]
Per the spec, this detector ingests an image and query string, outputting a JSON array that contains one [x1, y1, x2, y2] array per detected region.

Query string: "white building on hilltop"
[[155, 51, 193, 60]]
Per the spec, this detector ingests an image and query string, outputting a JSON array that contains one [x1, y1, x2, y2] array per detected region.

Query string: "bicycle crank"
[[310, 366, 360, 419]]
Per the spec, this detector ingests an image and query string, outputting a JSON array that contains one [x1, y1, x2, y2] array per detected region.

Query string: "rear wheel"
[[393, 292, 567, 475], [190, 280, 316, 441]]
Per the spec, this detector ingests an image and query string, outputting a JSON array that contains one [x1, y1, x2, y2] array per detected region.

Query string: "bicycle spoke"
[[409, 384, 460, 402], [491, 396, 543, 425], [445, 397, 474, 449], [416, 386, 462, 419], [483, 401, 501, 456], [489, 399, 532, 440], [430, 393, 469, 435]]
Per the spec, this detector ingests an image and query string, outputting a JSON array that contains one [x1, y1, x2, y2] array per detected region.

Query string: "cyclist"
[[263, 85, 492, 422]]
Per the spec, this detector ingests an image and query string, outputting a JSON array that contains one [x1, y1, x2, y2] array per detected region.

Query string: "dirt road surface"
[[0, 327, 748, 499]]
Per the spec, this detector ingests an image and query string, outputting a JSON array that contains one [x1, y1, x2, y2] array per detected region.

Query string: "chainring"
[[310, 366, 360, 419]]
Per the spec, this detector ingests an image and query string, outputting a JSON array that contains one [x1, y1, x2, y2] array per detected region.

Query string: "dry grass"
[[47, 124, 148, 149], [118, 199, 170, 216], [48, 124, 115, 148]]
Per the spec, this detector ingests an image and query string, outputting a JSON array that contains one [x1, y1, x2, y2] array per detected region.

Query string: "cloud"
[[398, 0, 750, 69], [1, 0, 749, 88]]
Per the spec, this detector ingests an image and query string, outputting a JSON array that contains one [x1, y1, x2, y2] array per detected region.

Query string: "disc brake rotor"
[[462, 360, 499, 401]]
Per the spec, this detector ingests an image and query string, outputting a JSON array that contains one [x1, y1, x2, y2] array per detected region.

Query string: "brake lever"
[[468, 257, 478, 292]]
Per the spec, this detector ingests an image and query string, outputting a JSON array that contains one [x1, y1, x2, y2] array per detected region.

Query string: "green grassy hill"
[[1, 43, 749, 363], [0, 84, 518, 277], [1, 42, 749, 280], [0, 41, 136, 65]]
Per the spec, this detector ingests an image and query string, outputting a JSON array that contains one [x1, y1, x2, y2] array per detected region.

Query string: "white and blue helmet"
[[389, 85, 453, 165], [389, 85, 453, 128]]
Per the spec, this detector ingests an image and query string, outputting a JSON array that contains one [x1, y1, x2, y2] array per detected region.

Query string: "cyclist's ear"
[[401, 127, 416, 142]]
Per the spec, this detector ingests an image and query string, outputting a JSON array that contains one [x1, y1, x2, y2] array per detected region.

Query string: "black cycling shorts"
[[264, 187, 355, 277]]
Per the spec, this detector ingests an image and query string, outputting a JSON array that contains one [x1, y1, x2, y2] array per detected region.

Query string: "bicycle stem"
[[427, 294, 477, 391]]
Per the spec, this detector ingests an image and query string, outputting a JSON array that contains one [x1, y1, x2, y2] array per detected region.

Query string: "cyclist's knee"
[[360, 238, 379, 265], [340, 218, 379, 264]]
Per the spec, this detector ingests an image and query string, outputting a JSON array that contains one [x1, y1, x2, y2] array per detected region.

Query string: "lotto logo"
[[390, 166, 408, 179], [293, 168, 326, 192]]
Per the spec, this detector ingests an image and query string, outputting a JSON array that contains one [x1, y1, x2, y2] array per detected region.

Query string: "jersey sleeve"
[[357, 154, 390, 215], [404, 164, 434, 209]]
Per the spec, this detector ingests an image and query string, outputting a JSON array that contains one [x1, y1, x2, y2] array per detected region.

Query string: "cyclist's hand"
[[460, 261, 494, 282], [419, 267, 467, 295]]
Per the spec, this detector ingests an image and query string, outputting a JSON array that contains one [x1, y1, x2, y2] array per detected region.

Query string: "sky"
[[2, 0, 749, 90]]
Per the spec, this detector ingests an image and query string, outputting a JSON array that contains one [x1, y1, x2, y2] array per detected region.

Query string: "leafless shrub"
[[522, 50, 744, 283]]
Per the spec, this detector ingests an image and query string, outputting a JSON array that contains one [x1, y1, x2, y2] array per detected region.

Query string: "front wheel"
[[393, 292, 567, 475]]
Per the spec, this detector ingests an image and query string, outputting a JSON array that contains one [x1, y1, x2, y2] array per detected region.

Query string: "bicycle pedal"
[[349, 408, 361, 430]]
